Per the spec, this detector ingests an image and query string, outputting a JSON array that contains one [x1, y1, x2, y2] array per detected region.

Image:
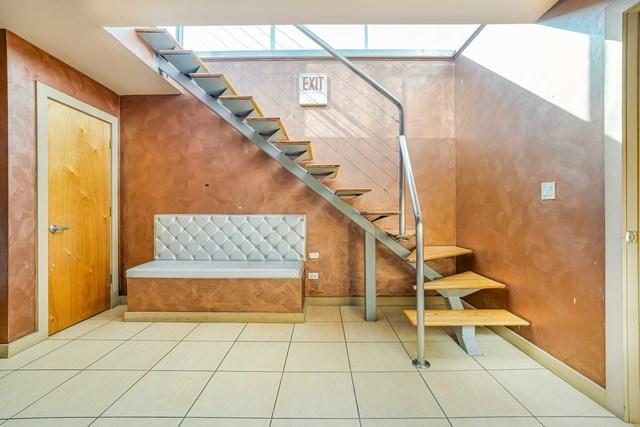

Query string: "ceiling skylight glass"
[[175, 24, 481, 58]]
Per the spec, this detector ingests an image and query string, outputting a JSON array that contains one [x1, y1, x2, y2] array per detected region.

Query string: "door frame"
[[35, 81, 119, 336], [623, 2, 640, 422]]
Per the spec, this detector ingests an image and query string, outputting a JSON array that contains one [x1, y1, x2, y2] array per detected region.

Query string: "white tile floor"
[[0, 304, 633, 427]]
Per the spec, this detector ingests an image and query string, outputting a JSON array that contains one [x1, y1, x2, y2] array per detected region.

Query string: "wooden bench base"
[[127, 277, 304, 314]]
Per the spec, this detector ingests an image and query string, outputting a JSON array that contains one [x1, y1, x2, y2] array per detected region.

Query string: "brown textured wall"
[[3, 31, 119, 342], [119, 60, 456, 297], [0, 31, 8, 344], [206, 60, 456, 235], [455, 0, 606, 385]]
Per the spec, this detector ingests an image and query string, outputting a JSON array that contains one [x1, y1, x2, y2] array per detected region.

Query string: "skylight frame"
[[171, 24, 484, 60]]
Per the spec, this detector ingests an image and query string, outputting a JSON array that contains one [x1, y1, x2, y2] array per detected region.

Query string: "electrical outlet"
[[308, 272, 319, 280], [541, 181, 556, 200], [308, 252, 320, 259]]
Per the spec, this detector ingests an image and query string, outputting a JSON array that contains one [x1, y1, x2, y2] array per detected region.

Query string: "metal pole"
[[413, 220, 428, 368], [364, 231, 377, 321]]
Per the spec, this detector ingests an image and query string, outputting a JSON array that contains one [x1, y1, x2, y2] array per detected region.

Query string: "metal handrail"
[[294, 25, 406, 238], [295, 25, 428, 368]]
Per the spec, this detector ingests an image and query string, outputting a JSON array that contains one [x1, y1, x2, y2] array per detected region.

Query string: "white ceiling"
[[0, 0, 558, 95]]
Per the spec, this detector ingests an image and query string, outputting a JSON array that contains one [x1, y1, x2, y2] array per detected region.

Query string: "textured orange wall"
[[0, 31, 8, 343], [2, 30, 119, 343], [455, 0, 607, 385]]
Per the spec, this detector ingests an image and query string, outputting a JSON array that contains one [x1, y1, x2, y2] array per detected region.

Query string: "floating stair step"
[[135, 28, 179, 52], [360, 210, 400, 222], [305, 164, 340, 180], [273, 140, 313, 161], [190, 73, 238, 97], [383, 228, 416, 239], [219, 96, 264, 118], [334, 188, 372, 197], [159, 50, 209, 75], [408, 245, 472, 263], [246, 117, 290, 141], [404, 309, 529, 327], [416, 271, 506, 291]]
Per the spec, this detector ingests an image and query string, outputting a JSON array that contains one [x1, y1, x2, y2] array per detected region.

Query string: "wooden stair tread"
[[135, 28, 179, 52], [360, 210, 401, 222], [334, 188, 372, 197], [304, 164, 340, 180], [219, 95, 264, 118], [383, 228, 416, 237], [404, 309, 529, 327], [417, 271, 506, 291], [408, 245, 472, 262], [246, 117, 290, 141], [159, 49, 209, 75], [189, 73, 238, 96], [273, 140, 313, 161]]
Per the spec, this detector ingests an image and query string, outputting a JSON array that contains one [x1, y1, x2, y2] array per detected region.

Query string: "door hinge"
[[109, 273, 112, 285], [109, 207, 112, 217], [626, 230, 638, 243]]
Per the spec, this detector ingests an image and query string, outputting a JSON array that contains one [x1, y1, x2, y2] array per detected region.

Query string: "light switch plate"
[[541, 181, 556, 200], [308, 252, 320, 259], [308, 272, 319, 280]]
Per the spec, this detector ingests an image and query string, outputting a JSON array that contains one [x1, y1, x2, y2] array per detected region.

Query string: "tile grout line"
[[87, 319, 200, 425], [340, 306, 362, 427], [1, 315, 112, 374], [178, 322, 249, 427], [267, 321, 295, 426], [8, 318, 157, 420], [385, 305, 454, 427]]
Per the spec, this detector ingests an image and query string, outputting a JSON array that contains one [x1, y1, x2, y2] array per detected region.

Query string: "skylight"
[[164, 25, 482, 59]]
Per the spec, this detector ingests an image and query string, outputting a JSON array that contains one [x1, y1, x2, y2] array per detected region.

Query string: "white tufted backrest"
[[154, 214, 306, 261]]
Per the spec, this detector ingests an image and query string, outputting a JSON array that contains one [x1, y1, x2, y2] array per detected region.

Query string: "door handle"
[[49, 224, 70, 234]]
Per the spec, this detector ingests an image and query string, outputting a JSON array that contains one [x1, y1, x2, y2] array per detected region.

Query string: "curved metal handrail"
[[295, 25, 428, 367]]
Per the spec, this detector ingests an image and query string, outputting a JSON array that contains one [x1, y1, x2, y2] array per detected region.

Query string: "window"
[[178, 25, 481, 58]]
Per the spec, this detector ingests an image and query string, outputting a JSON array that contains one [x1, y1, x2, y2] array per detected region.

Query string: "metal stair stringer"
[[157, 57, 440, 280]]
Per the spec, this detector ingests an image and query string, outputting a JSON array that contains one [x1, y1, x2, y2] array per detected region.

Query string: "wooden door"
[[47, 99, 111, 334]]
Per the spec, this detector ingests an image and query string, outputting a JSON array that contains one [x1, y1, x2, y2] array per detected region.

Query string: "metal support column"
[[441, 290, 482, 356], [364, 231, 377, 321]]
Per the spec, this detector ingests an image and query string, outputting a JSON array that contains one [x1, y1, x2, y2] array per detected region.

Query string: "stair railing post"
[[413, 219, 428, 368]]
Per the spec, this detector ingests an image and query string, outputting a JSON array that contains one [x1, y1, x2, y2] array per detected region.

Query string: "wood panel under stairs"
[[408, 245, 473, 263], [403, 309, 529, 327], [415, 271, 506, 291]]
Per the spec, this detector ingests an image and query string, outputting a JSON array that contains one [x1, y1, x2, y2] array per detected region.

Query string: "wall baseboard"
[[489, 324, 607, 408], [0, 330, 47, 359], [124, 310, 305, 323], [305, 295, 445, 306]]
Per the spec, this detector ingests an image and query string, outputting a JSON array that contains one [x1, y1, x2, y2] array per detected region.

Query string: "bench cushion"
[[126, 260, 304, 279]]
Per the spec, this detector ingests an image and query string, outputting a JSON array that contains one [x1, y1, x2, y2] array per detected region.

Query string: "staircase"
[[134, 27, 528, 365]]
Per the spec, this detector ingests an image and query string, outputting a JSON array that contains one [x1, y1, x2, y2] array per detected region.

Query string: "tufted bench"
[[125, 214, 306, 320]]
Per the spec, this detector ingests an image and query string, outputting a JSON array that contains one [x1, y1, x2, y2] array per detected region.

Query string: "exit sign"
[[299, 73, 328, 106]]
